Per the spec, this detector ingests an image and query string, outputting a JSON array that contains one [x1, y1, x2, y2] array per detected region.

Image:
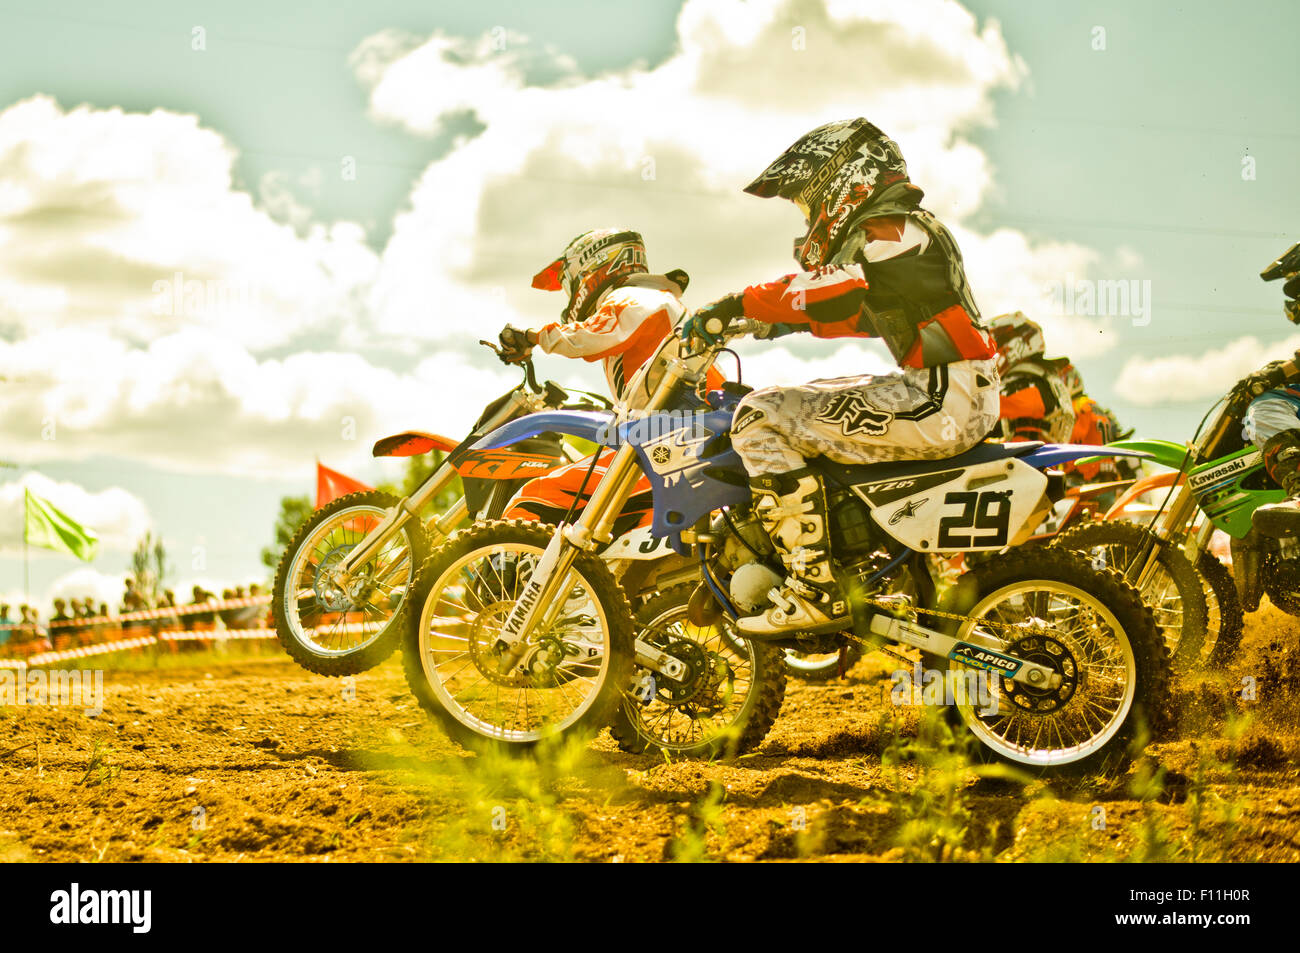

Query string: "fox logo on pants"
[[816, 392, 895, 437]]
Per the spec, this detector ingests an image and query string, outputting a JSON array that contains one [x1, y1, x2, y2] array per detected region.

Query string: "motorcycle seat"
[[811, 441, 1043, 487]]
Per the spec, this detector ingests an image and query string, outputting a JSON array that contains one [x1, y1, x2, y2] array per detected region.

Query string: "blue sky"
[[0, 0, 1296, 611]]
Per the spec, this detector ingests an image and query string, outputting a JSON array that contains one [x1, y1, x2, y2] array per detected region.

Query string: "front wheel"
[[938, 547, 1170, 776], [1050, 519, 1208, 666], [402, 520, 634, 756], [272, 491, 427, 676]]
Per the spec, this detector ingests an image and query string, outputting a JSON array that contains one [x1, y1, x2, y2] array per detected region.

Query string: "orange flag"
[[316, 462, 373, 509]]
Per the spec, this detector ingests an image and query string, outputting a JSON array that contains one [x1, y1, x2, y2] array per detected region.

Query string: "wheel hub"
[[467, 603, 532, 687], [467, 604, 597, 688], [314, 545, 373, 612], [1002, 631, 1078, 714], [650, 640, 733, 715]]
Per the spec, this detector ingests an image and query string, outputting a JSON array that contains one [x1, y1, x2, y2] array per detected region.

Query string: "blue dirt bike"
[[403, 323, 1168, 775]]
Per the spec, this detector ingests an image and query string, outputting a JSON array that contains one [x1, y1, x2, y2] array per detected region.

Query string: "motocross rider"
[[988, 312, 1076, 445], [678, 118, 1001, 637], [1239, 284, 1300, 538], [1058, 361, 1135, 485], [496, 228, 718, 523]]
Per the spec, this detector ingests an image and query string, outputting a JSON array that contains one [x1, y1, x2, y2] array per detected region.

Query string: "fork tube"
[[1133, 482, 1200, 589], [565, 358, 699, 550], [428, 496, 468, 545], [339, 392, 535, 575], [337, 464, 458, 574], [498, 356, 706, 652]]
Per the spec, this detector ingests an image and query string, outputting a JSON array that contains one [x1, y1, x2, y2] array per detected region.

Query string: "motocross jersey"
[[998, 357, 1076, 444], [1066, 395, 1126, 480], [738, 211, 997, 369], [536, 275, 719, 406]]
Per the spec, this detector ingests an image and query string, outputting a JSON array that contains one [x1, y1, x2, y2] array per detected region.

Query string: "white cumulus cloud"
[[1114, 334, 1300, 406]]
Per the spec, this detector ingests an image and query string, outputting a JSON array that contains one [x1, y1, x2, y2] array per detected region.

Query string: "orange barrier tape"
[[0, 635, 160, 669], [156, 627, 278, 642], [45, 594, 272, 629]]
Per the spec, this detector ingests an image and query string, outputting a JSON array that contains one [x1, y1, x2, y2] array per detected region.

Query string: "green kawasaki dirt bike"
[[1054, 241, 1300, 667], [404, 320, 1170, 775]]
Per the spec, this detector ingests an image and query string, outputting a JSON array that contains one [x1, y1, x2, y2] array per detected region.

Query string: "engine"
[[709, 492, 892, 613]]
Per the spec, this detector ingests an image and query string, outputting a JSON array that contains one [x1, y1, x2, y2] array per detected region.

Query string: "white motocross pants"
[[730, 358, 1002, 476]]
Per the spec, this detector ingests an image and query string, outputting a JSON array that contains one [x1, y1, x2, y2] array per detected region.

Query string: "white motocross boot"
[[737, 468, 852, 638]]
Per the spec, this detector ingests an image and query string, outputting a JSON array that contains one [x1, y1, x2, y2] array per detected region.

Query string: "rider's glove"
[[497, 324, 537, 365], [678, 293, 745, 345], [1237, 360, 1292, 400]]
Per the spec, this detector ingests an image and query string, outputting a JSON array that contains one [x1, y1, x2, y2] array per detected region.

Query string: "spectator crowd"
[[0, 581, 269, 658]]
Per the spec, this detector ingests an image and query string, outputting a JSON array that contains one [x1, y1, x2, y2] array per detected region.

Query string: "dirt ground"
[[2, 606, 1299, 863]]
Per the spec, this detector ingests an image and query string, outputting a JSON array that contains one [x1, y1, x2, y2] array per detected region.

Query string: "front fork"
[[333, 464, 461, 582], [1129, 480, 1201, 588], [494, 359, 704, 675], [332, 393, 533, 582]]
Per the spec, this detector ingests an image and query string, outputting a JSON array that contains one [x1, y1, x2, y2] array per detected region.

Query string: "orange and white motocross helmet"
[[988, 312, 1047, 377], [742, 117, 924, 269], [531, 228, 648, 324]]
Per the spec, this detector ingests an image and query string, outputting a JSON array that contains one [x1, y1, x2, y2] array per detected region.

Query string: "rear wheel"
[[1051, 519, 1208, 666], [938, 548, 1170, 776], [402, 520, 633, 756], [610, 585, 786, 758], [272, 491, 427, 676]]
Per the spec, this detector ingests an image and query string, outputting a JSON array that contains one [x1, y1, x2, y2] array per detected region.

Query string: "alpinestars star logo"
[[816, 393, 894, 437], [888, 498, 927, 525]]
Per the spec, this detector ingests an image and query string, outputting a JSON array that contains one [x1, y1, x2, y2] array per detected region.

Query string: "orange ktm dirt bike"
[[271, 342, 787, 759], [271, 346, 613, 677]]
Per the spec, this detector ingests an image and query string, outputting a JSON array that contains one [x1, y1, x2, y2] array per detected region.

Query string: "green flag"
[[24, 488, 99, 561]]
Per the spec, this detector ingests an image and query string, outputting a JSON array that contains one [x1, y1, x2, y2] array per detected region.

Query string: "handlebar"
[[480, 338, 541, 393], [477, 338, 613, 410]]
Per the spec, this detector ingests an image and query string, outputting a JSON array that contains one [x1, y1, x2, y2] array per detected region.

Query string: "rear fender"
[[1018, 443, 1153, 471]]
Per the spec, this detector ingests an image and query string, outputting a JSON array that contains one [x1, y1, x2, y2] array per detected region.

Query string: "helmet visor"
[[531, 258, 565, 291]]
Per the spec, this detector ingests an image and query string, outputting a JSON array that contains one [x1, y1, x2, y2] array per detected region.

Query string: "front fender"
[[1106, 438, 1190, 470], [1103, 471, 1182, 521], [469, 410, 616, 452]]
